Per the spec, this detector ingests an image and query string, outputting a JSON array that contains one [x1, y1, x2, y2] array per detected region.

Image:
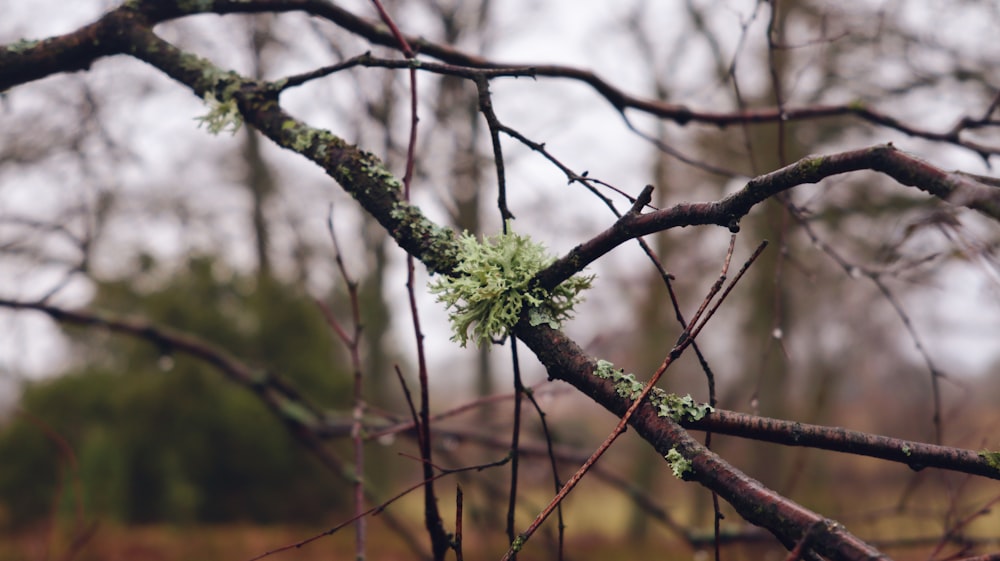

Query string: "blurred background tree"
[[0, 255, 350, 526]]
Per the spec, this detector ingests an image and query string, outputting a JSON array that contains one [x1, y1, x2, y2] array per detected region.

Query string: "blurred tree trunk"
[[245, 18, 275, 281], [625, 120, 675, 539], [412, 0, 501, 526]]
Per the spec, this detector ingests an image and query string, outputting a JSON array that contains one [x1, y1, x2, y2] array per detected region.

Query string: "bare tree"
[[2, 2, 1000, 561]]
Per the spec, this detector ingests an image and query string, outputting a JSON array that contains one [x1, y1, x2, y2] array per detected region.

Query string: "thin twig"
[[248, 455, 509, 561], [321, 207, 367, 558], [455, 485, 464, 561], [785, 204, 945, 444], [393, 365, 423, 449], [520, 388, 566, 561], [6, 3, 1000, 158], [505, 339, 524, 559], [361, 382, 569, 441], [476, 76, 514, 221], [369, 1, 448, 556]]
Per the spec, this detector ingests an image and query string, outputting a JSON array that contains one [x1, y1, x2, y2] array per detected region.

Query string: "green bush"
[[0, 256, 353, 526]]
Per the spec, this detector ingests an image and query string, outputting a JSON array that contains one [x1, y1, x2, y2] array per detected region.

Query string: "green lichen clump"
[[655, 393, 713, 422], [979, 449, 1000, 471], [430, 224, 592, 348], [665, 448, 692, 479], [286, 124, 336, 154], [8, 39, 40, 53], [359, 154, 403, 193], [194, 91, 242, 135], [179, 51, 244, 136], [593, 360, 713, 421], [594, 359, 644, 399]]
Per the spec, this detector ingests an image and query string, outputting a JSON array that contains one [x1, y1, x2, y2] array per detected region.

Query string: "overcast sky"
[[2, 0, 999, 413]]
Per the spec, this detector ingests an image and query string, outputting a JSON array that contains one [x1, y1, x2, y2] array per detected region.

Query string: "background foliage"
[[0, 256, 350, 525]]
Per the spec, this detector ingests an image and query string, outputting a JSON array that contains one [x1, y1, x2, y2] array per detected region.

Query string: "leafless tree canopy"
[[2, 1, 1000, 561]]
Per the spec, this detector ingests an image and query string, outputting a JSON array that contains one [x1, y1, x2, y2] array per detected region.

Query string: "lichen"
[[615, 372, 644, 399], [653, 392, 713, 422], [178, 0, 214, 11], [591, 360, 713, 421], [281, 122, 337, 155], [359, 153, 403, 192], [593, 359, 617, 379], [979, 449, 1000, 471], [177, 51, 214, 82], [291, 128, 321, 152], [176, 51, 241, 99], [429, 223, 592, 348], [797, 155, 825, 179], [390, 203, 460, 273], [194, 91, 242, 135], [177, 51, 248, 137], [7, 39, 40, 53], [665, 448, 692, 479], [847, 99, 867, 111], [335, 164, 355, 186]]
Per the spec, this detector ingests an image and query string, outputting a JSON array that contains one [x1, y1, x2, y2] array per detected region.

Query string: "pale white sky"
[[1, 0, 998, 414]]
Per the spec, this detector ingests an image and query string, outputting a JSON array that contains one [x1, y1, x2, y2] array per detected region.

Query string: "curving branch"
[[3, 1, 999, 157], [687, 410, 1000, 481], [0, 298, 338, 467], [535, 145, 1000, 290]]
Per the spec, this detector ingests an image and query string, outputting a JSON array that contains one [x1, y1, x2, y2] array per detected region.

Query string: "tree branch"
[[535, 144, 1000, 289], [4, 2, 999, 157], [512, 322, 886, 561]]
